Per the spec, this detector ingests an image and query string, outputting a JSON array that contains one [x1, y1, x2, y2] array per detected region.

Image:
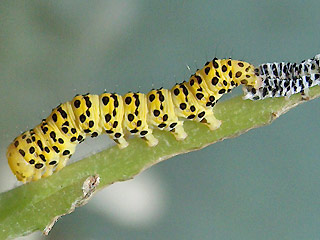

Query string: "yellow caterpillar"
[[7, 58, 261, 183]]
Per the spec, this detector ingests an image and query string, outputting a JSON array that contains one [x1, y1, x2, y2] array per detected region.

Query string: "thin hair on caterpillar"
[[7, 58, 261, 183], [186, 64, 192, 73], [243, 54, 320, 100]]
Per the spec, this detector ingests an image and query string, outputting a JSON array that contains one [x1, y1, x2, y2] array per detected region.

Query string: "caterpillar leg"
[[105, 129, 129, 149], [42, 164, 55, 178], [32, 169, 43, 182], [141, 130, 159, 147], [200, 112, 222, 130], [113, 135, 129, 149], [300, 89, 310, 100], [55, 157, 69, 172], [170, 122, 187, 140]]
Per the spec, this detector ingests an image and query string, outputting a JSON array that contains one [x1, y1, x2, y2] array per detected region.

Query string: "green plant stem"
[[0, 86, 320, 239]]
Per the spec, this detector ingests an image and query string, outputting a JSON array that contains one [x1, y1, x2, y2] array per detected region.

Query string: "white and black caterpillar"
[[243, 54, 320, 100]]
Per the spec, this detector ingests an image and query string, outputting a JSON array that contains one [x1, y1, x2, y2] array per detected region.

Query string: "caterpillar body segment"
[[98, 93, 128, 149], [7, 131, 40, 183], [123, 92, 158, 147], [7, 58, 261, 183], [243, 54, 320, 100], [146, 89, 187, 141], [71, 94, 102, 137]]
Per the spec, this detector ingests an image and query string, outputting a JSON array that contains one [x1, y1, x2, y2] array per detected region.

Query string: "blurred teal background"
[[1, 1, 320, 239]]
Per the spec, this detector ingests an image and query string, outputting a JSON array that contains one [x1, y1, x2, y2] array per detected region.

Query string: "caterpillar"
[[243, 54, 320, 100], [7, 58, 261, 183]]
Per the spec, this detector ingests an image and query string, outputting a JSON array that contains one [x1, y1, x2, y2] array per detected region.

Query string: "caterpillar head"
[[7, 140, 35, 183], [243, 64, 262, 89], [232, 61, 262, 89]]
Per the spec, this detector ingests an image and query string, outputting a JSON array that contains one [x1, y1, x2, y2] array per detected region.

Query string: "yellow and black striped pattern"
[[7, 58, 261, 183]]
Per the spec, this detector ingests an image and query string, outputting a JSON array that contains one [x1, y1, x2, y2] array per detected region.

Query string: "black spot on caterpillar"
[[7, 58, 261, 183], [243, 54, 320, 100]]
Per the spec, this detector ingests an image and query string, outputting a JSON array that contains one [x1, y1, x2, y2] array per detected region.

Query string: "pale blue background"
[[1, 1, 320, 239]]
